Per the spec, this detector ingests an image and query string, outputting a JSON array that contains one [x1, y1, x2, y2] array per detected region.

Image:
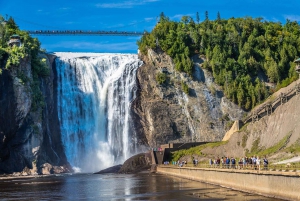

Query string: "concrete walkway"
[[274, 156, 300, 164]]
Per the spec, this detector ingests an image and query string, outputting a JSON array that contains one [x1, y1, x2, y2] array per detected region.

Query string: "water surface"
[[0, 172, 282, 200]]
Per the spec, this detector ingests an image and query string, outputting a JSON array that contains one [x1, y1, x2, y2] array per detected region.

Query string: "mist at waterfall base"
[[55, 53, 143, 173]]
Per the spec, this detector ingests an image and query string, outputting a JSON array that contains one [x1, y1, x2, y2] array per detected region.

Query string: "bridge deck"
[[27, 30, 144, 36]]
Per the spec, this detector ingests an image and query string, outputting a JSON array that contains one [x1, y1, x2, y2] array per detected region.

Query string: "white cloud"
[[284, 15, 300, 22], [96, 0, 159, 9]]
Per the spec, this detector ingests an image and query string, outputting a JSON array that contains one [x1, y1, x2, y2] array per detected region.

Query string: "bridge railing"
[[163, 163, 300, 172]]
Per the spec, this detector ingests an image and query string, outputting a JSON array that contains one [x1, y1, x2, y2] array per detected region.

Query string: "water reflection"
[[0, 173, 283, 200]]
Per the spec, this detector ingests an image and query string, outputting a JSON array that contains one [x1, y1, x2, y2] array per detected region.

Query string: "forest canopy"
[[137, 12, 300, 110]]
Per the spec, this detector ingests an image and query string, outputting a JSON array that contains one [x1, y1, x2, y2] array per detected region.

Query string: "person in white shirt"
[[256, 156, 261, 171]]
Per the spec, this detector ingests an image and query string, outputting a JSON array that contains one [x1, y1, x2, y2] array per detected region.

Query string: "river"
[[0, 172, 282, 200]]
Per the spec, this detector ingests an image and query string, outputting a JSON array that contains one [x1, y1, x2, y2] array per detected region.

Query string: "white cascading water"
[[55, 53, 142, 173]]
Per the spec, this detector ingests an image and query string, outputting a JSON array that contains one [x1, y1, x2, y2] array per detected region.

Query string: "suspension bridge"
[[27, 30, 145, 36]]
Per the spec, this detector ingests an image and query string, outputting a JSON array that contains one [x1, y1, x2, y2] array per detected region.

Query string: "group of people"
[[167, 158, 199, 167], [166, 156, 269, 171], [209, 156, 269, 170]]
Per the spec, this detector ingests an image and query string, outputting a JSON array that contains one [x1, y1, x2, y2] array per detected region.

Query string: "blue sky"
[[1, 0, 300, 53]]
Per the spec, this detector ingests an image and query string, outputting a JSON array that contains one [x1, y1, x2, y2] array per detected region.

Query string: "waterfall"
[[55, 53, 142, 173]]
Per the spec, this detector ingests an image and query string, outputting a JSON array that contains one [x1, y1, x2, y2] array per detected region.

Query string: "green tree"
[[217, 11, 221, 22], [196, 12, 200, 24]]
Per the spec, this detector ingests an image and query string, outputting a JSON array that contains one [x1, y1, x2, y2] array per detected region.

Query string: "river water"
[[0, 172, 282, 201]]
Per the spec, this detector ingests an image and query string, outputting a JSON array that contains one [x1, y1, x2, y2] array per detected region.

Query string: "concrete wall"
[[160, 142, 208, 149], [157, 166, 300, 201], [222, 120, 242, 141]]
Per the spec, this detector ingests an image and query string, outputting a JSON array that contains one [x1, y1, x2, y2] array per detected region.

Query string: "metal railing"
[[162, 163, 300, 172], [243, 83, 300, 124]]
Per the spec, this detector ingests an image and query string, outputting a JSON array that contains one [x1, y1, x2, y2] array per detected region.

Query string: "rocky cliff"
[[0, 53, 70, 174], [132, 49, 245, 147]]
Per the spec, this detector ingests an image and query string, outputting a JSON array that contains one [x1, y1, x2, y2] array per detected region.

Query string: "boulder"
[[118, 153, 151, 174], [52, 165, 72, 174], [40, 163, 52, 175], [94, 164, 122, 174], [39, 163, 72, 175]]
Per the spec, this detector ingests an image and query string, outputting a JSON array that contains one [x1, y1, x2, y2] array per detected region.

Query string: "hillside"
[[135, 13, 300, 158], [137, 13, 300, 111], [172, 80, 300, 163]]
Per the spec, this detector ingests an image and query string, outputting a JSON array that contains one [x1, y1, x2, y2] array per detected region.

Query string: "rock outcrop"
[[40, 163, 72, 175], [94, 165, 122, 174], [0, 53, 70, 174], [118, 153, 152, 174], [132, 49, 245, 147]]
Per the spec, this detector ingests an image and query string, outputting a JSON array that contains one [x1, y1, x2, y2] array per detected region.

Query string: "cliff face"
[[0, 57, 33, 173], [0, 54, 69, 174], [132, 49, 245, 147]]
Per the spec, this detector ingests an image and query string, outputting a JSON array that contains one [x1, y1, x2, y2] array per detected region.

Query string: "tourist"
[[231, 157, 236, 169], [209, 158, 213, 167], [249, 157, 253, 169], [223, 157, 226, 168], [246, 157, 250, 168], [217, 156, 220, 168], [263, 156, 268, 170], [252, 156, 257, 170], [243, 157, 246, 169], [239, 158, 243, 169], [226, 157, 230, 168], [256, 156, 261, 170]]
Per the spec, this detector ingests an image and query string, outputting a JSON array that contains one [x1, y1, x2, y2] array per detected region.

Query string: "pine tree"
[[205, 11, 209, 21], [217, 11, 221, 22], [196, 12, 200, 24]]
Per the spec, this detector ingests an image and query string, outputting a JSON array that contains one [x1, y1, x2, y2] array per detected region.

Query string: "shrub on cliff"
[[181, 81, 189, 95], [156, 72, 167, 85], [5, 45, 25, 68]]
